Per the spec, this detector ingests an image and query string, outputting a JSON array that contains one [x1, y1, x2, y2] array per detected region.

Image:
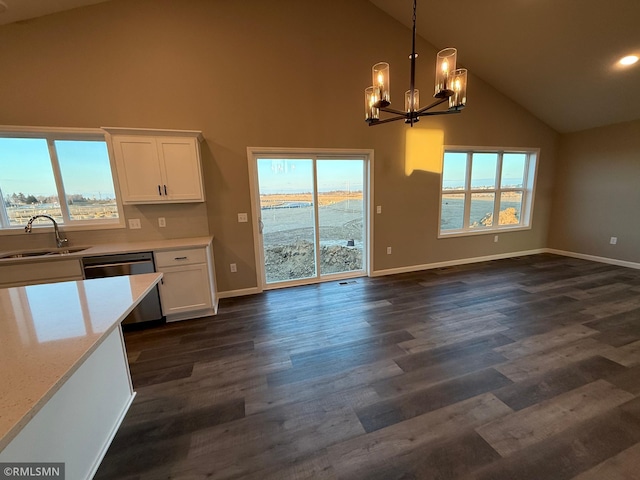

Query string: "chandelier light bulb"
[[372, 62, 390, 107], [448, 68, 467, 110], [364, 86, 380, 122]]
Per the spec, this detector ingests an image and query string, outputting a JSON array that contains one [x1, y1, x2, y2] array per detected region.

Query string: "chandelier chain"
[[412, 0, 416, 29]]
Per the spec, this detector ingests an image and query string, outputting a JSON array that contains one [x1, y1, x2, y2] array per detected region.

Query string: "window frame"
[[438, 146, 539, 238], [0, 125, 125, 234]]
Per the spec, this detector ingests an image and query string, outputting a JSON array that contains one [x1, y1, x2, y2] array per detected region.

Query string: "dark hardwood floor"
[[94, 253, 640, 479]]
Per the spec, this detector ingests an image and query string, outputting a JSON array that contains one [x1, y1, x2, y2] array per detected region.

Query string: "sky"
[[443, 151, 526, 188], [257, 158, 365, 194], [0, 138, 116, 200]]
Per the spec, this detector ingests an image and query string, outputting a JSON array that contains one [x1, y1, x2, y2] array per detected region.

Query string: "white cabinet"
[[106, 128, 205, 204], [154, 246, 217, 322]]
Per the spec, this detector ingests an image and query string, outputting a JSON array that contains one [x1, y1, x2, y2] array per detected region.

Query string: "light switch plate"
[[128, 218, 141, 229], [238, 213, 248, 223]]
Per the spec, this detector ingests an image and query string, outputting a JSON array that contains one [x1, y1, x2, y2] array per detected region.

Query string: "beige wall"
[[0, 0, 560, 292], [549, 120, 640, 263]]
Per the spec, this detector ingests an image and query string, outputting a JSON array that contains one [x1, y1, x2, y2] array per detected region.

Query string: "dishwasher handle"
[[83, 260, 153, 270]]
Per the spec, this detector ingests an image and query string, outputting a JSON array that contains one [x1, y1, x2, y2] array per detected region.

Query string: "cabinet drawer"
[[154, 248, 206, 267]]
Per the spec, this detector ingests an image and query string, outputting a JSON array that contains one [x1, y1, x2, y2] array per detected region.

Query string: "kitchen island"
[[0, 273, 162, 479]]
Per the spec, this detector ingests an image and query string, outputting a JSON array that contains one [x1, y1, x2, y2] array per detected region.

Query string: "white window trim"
[[0, 125, 126, 235], [438, 146, 539, 238]]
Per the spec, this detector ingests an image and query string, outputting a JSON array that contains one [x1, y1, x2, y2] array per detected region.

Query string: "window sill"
[[438, 224, 532, 239]]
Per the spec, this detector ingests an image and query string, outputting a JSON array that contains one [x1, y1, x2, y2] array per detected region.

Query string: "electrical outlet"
[[494, 235, 499, 243], [610, 236, 618, 245], [128, 218, 141, 229], [230, 263, 237, 272], [158, 217, 166, 227], [387, 246, 392, 254], [238, 213, 248, 223], [377, 205, 382, 214]]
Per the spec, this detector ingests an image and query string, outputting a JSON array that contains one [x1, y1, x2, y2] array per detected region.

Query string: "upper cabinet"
[[104, 128, 205, 204]]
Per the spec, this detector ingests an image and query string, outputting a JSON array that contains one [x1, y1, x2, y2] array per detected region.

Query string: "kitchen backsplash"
[[0, 203, 210, 252]]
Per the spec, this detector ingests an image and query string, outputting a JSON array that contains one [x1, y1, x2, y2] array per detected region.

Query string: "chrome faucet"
[[25, 214, 68, 248]]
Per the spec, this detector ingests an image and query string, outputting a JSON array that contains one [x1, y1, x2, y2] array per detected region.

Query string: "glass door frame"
[[247, 147, 374, 291]]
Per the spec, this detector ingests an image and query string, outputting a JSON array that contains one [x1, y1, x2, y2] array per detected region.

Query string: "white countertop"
[[0, 236, 213, 266], [0, 273, 162, 451], [80, 236, 213, 256]]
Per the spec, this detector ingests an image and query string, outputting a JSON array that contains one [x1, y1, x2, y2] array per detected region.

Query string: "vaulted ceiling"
[[2, 0, 639, 133], [0, 0, 110, 26], [370, 0, 640, 132]]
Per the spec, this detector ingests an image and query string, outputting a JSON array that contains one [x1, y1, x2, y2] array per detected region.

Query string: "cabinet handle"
[[164, 185, 168, 195], [158, 185, 162, 196], [174, 256, 188, 260]]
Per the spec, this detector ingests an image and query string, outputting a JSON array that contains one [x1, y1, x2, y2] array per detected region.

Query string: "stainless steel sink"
[[0, 247, 89, 259]]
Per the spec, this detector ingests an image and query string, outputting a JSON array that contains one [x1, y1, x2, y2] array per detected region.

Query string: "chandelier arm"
[[415, 97, 449, 115], [367, 115, 408, 126], [416, 109, 462, 118]]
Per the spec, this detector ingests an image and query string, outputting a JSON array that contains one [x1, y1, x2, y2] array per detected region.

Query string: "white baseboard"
[[371, 248, 547, 277], [546, 248, 640, 270], [165, 307, 217, 322], [218, 249, 638, 298], [218, 286, 262, 299]]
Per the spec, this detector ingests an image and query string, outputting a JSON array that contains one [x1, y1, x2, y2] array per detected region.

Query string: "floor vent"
[[339, 280, 358, 285]]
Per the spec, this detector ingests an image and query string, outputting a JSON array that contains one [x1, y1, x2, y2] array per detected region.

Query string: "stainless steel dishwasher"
[[82, 252, 164, 325]]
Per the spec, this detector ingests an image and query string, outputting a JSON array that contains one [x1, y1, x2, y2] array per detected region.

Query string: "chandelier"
[[364, 0, 467, 127]]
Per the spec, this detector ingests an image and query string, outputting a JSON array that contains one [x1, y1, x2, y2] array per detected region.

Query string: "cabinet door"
[[157, 137, 204, 202], [158, 264, 212, 316], [112, 136, 164, 203]]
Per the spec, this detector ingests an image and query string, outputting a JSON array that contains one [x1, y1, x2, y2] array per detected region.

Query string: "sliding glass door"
[[316, 159, 364, 276], [257, 158, 317, 284], [251, 152, 368, 288]]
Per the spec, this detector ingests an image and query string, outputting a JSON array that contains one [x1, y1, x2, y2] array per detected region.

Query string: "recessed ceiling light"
[[619, 55, 639, 66]]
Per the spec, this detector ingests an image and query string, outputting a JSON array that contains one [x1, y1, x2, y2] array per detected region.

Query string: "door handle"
[[164, 185, 168, 195], [158, 185, 162, 196], [259, 219, 264, 234]]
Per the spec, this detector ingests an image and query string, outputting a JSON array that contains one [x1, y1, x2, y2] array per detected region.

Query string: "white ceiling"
[[2, 0, 639, 132], [370, 0, 640, 132]]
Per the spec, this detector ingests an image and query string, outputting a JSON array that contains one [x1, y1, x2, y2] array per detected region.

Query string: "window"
[[439, 148, 538, 236], [0, 128, 122, 231]]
